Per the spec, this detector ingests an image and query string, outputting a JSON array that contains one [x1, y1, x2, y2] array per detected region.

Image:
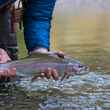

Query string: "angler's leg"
[[23, 0, 56, 53], [0, 7, 18, 60]]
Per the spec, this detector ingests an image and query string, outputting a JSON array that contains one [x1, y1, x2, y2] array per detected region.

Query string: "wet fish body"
[[0, 56, 89, 78]]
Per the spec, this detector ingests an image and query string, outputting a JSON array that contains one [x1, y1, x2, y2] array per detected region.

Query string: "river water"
[[1, 0, 110, 110]]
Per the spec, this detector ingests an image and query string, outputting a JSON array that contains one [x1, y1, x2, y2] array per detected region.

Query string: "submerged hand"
[[32, 68, 59, 81], [31, 51, 69, 81], [0, 68, 16, 82], [32, 67, 71, 81], [0, 48, 16, 81]]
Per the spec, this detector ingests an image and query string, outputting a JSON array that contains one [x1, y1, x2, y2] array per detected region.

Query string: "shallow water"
[[1, 72, 110, 110], [1, 0, 110, 110]]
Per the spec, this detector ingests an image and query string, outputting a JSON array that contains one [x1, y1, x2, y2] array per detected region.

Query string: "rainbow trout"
[[0, 53, 89, 80]]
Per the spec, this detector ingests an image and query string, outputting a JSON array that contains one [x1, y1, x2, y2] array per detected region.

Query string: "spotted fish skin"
[[0, 54, 89, 78]]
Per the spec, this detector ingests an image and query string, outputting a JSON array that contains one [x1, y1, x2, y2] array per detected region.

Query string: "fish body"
[[0, 54, 89, 78]]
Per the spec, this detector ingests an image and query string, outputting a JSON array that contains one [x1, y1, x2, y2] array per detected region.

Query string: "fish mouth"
[[74, 65, 89, 75], [78, 66, 89, 75]]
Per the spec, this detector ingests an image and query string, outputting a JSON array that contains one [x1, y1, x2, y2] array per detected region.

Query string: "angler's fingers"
[[51, 69, 59, 80], [44, 68, 60, 80], [44, 68, 53, 79], [0, 70, 4, 79], [40, 68, 59, 80], [32, 68, 59, 81], [32, 68, 53, 81], [3, 68, 16, 77], [48, 51, 65, 59], [31, 72, 45, 81], [3, 70, 10, 82], [0, 68, 16, 81], [54, 51, 65, 59], [8, 68, 16, 77], [0, 70, 9, 82], [40, 72, 45, 78]]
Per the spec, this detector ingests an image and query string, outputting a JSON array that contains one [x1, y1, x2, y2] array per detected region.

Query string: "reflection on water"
[[0, 72, 110, 109], [1, 0, 110, 110]]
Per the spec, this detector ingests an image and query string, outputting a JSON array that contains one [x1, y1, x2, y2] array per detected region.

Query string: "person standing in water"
[[0, 0, 65, 80]]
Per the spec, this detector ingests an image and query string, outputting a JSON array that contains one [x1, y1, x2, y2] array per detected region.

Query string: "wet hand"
[[0, 48, 16, 81], [30, 48, 65, 59], [0, 48, 11, 63], [48, 51, 65, 59], [32, 68, 59, 81], [32, 68, 71, 81], [0, 68, 16, 82]]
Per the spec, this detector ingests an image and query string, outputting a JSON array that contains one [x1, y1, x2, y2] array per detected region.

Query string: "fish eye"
[[78, 64, 84, 68]]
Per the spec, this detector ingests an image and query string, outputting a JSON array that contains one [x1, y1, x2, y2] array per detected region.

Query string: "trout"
[[0, 53, 89, 80]]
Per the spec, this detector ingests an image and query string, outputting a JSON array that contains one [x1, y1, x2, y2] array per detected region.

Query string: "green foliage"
[[16, 29, 27, 58]]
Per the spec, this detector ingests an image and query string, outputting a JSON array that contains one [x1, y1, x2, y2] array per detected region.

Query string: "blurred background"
[[17, 0, 110, 72]]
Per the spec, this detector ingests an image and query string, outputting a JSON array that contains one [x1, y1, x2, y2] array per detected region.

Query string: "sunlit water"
[[1, 0, 110, 110]]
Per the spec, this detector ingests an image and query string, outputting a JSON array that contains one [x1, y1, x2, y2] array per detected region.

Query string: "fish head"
[[69, 63, 89, 75]]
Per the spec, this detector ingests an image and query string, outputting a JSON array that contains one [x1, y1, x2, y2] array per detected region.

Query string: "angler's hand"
[[0, 48, 16, 81], [30, 48, 65, 59], [32, 68, 71, 81], [31, 51, 66, 81], [0, 68, 16, 82], [0, 48, 11, 63], [48, 51, 65, 59], [32, 68, 59, 81]]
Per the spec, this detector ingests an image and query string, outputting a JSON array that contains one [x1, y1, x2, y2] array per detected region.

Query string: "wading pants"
[[0, 8, 18, 60], [23, 0, 56, 52]]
